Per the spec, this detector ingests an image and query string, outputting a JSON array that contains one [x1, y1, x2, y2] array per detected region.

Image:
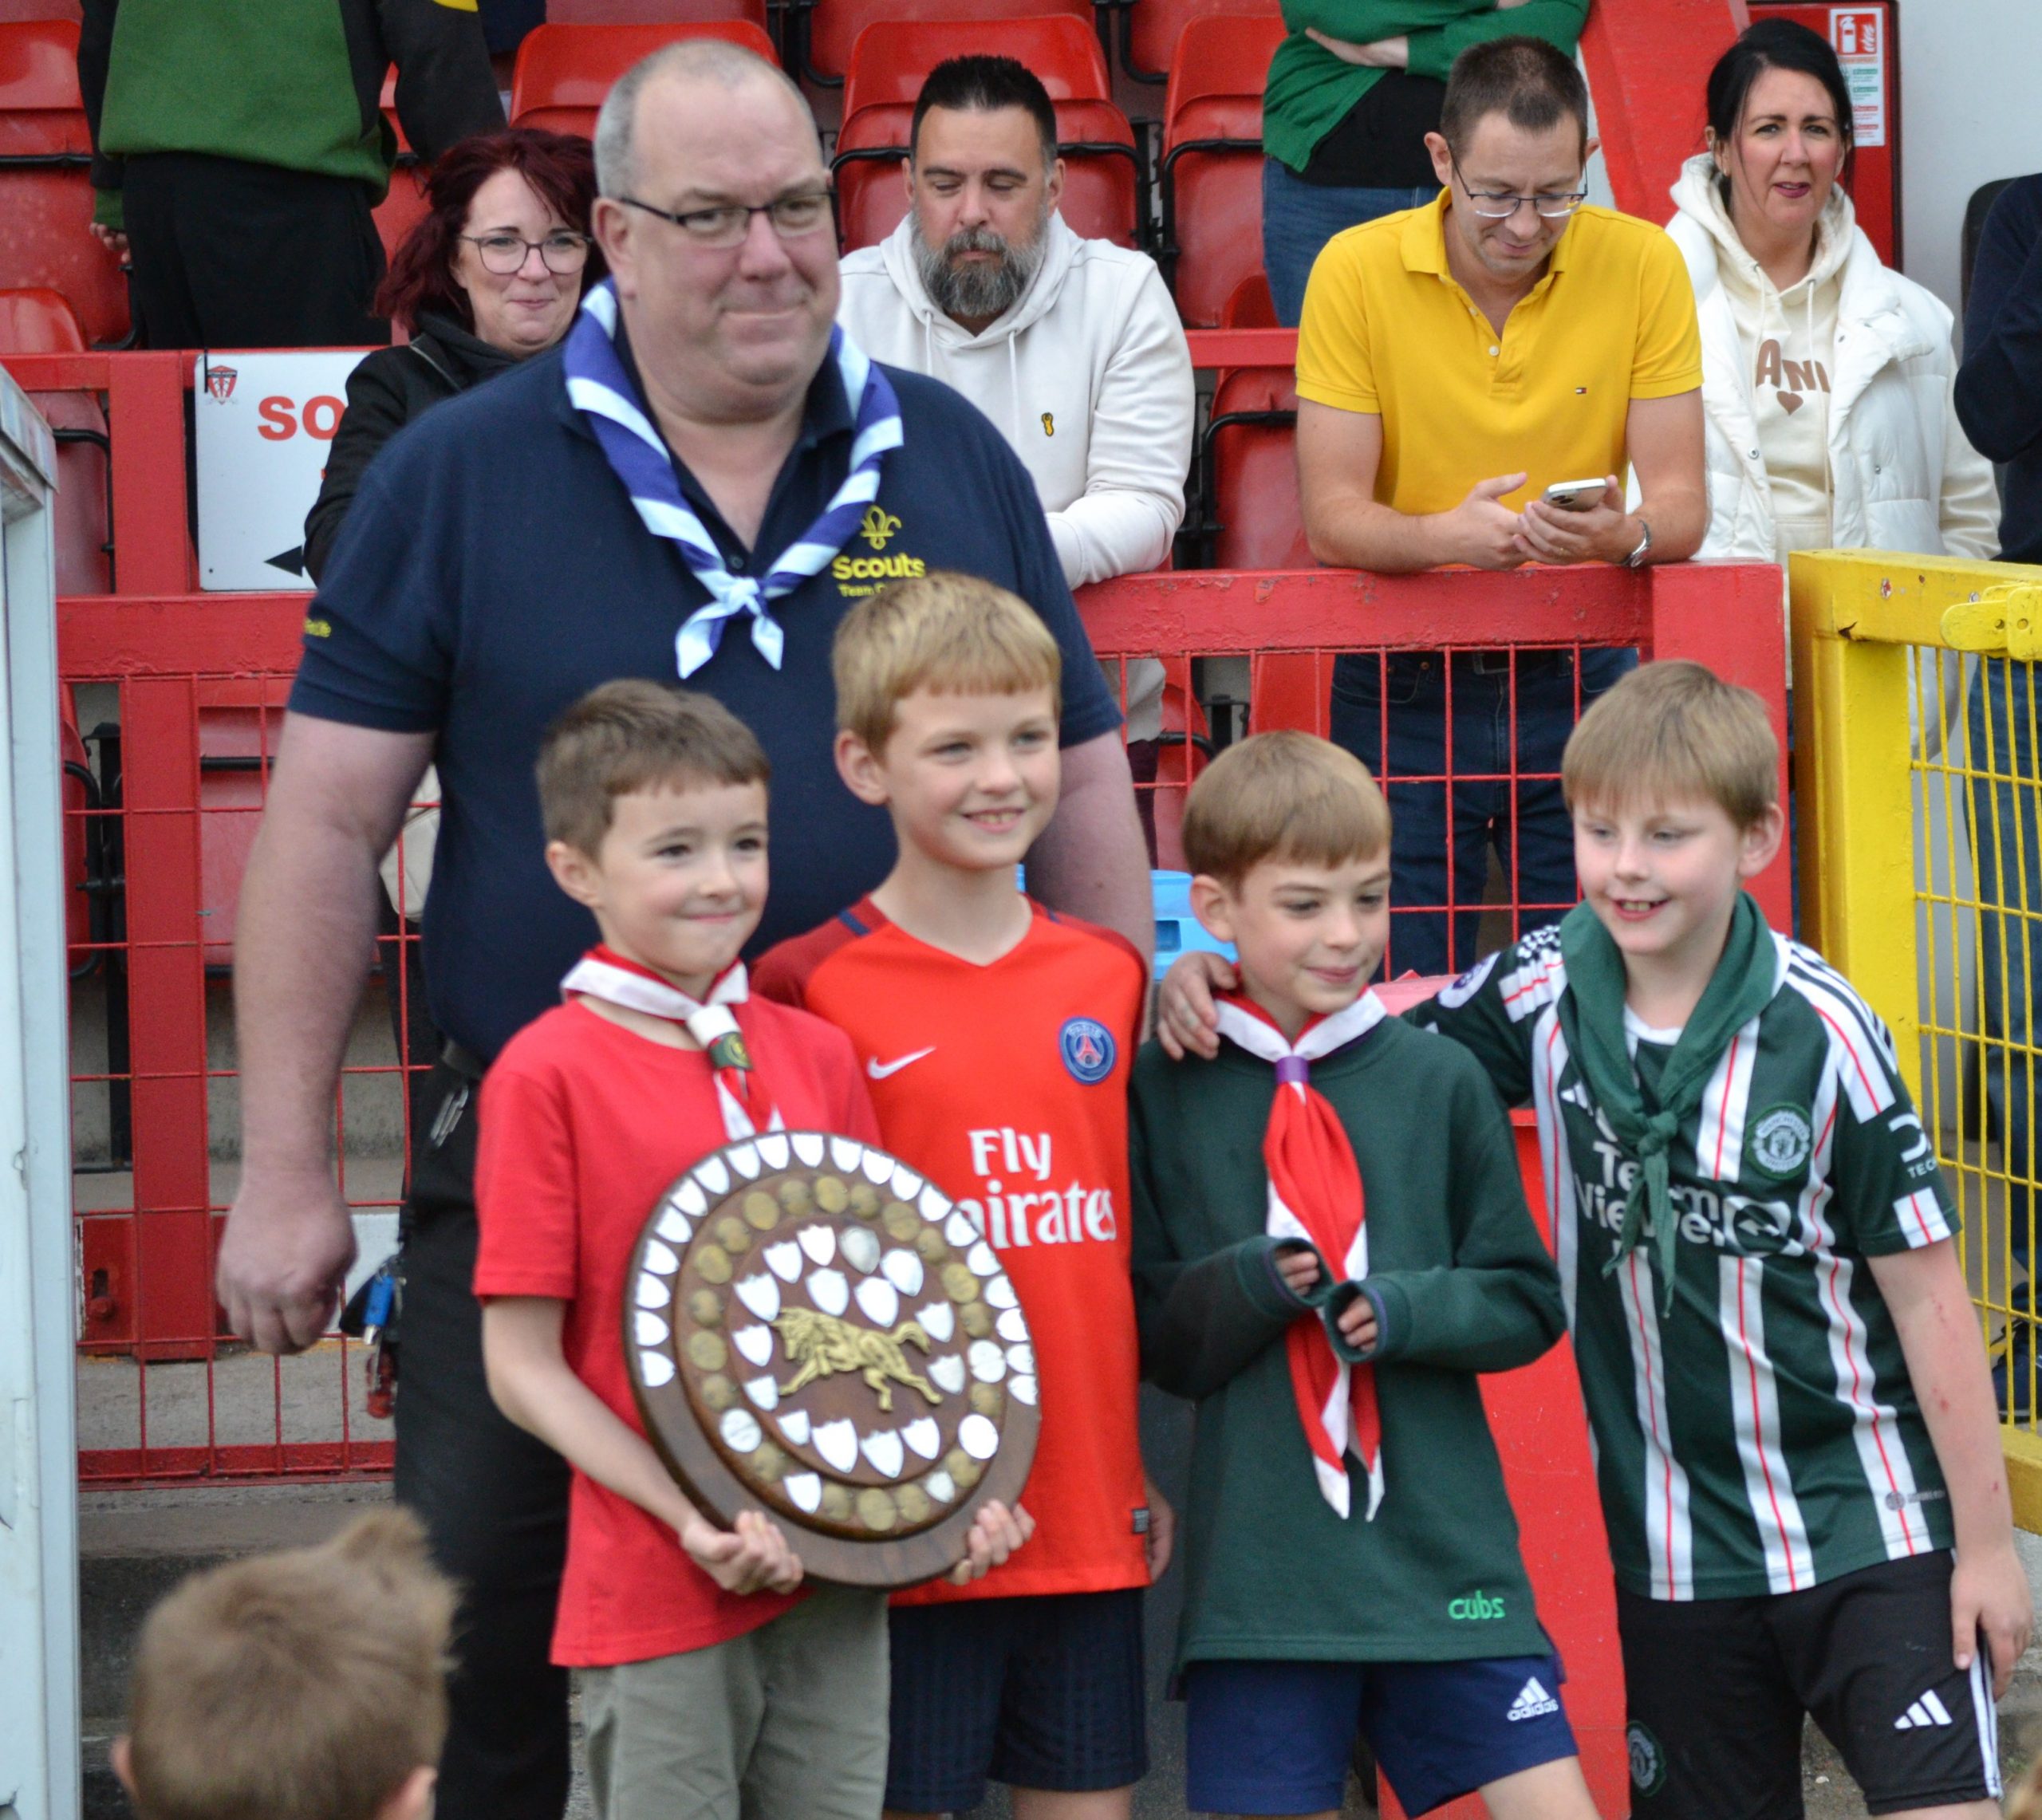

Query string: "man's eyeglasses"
[[1449, 155, 1587, 221], [615, 191, 835, 249], [460, 230, 593, 275]]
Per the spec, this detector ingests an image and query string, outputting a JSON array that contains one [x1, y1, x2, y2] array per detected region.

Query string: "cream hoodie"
[[1666, 153, 1997, 566], [838, 211, 1194, 589]]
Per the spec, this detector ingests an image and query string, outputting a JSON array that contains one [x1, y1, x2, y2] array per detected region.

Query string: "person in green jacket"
[[77, 0, 503, 349], [1259, 0, 1586, 324], [1129, 731, 1599, 1820]]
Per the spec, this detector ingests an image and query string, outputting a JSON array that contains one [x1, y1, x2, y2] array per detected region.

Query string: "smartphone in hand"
[[1541, 479, 1609, 512]]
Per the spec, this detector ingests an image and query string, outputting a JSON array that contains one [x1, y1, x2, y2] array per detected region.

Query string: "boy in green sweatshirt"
[[1129, 731, 1598, 1820]]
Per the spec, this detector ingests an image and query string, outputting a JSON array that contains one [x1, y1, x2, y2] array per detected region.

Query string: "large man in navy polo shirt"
[[214, 39, 1148, 1820]]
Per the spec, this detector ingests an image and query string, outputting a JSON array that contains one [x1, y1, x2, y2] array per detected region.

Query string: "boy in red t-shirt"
[[474, 680, 1027, 1820], [755, 573, 1167, 1820]]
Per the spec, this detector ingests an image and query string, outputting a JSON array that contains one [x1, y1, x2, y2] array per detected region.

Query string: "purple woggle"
[[1275, 1055, 1311, 1085]]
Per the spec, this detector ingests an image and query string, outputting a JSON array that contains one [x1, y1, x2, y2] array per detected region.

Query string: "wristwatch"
[[1623, 518, 1654, 569]]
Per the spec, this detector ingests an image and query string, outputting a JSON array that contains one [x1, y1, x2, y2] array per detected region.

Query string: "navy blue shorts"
[[885, 1589, 1148, 1812], [1185, 1653, 1579, 1818]]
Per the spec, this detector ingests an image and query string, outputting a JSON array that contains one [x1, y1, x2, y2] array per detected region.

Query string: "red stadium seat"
[[548, 0, 769, 26], [1160, 11, 1282, 327], [1114, 0, 1275, 85], [1204, 362, 1307, 569], [1220, 270, 1275, 326], [802, 0, 1090, 86], [0, 19, 128, 344], [0, 286, 112, 593], [510, 20, 779, 136], [834, 17, 1135, 252], [0, 281, 81, 349]]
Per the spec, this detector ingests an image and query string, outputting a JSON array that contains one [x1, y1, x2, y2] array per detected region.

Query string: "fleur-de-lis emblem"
[[859, 506, 901, 549]]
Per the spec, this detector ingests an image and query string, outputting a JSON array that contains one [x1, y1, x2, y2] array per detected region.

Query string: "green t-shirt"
[[1263, 0, 1589, 177], [1130, 1013, 1567, 1666], [1410, 925, 1957, 1602]]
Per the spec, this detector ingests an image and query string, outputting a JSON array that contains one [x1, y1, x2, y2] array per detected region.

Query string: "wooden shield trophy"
[[625, 1130, 1039, 1587]]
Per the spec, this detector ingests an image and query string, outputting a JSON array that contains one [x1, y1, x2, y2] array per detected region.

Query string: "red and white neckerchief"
[[560, 945, 783, 1141], [1213, 990, 1387, 1521]]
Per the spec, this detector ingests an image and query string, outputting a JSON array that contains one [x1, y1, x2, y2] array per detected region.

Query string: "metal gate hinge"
[[1941, 585, 2042, 659]]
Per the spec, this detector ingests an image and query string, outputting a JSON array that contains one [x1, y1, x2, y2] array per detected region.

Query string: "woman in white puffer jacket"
[[1666, 18, 1997, 569]]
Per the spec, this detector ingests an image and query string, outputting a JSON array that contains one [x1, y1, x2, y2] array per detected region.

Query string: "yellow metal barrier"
[[1794, 550, 2042, 1526]]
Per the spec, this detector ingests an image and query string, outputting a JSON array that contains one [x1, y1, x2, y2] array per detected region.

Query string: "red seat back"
[[0, 20, 127, 342], [835, 97, 1136, 252], [1207, 364, 1307, 570], [510, 20, 779, 134], [1161, 14, 1283, 327], [0, 282, 81, 349], [842, 13, 1107, 114], [1124, 0, 1275, 82], [548, 0, 768, 24], [1220, 270, 1276, 326], [808, 0, 1090, 85]]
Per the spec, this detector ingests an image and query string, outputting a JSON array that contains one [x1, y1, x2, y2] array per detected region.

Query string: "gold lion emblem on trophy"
[[773, 1307, 944, 1412]]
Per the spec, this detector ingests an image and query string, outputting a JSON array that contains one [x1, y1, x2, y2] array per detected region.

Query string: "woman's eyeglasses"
[[461, 231, 593, 275]]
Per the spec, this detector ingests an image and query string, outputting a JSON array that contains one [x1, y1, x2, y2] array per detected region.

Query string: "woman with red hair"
[[305, 127, 603, 580]]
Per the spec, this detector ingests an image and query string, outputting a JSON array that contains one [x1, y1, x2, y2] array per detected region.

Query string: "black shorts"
[[1618, 1552, 2001, 1818], [884, 1588, 1148, 1813]]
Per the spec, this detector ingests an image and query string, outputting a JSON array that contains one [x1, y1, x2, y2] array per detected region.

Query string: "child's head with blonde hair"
[[116, 1507, 456, 1820], [1561, 660, 1778, 829], [832, 569, 1062, 753]]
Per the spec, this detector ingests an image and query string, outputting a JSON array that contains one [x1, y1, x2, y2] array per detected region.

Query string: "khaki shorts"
[[579, 1586, 889, 1820]]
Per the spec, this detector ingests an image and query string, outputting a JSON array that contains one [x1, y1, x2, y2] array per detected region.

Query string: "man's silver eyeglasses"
[[459, 231, 593, 275], [616, 191, 835, 248], [1450, 155, 1587, 220]]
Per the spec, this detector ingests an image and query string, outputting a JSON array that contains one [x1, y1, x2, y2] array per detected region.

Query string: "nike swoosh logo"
[[867, 1047, 935, 1080]]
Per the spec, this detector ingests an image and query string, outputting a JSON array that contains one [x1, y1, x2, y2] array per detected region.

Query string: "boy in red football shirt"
[[755, 573, 1168, 1820], [474, 681, 1026, 1820]]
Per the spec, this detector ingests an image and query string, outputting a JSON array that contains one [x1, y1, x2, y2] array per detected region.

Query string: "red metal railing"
[[14, 347, 1788, 1484]]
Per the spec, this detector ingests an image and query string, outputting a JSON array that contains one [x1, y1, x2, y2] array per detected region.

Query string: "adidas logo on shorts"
[[1508, 1677, 1560, 1723], [1894, 1690, 1954, 1731]]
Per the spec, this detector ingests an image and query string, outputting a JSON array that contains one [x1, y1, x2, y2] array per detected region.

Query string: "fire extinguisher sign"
[[1828, 6, 1886, 148]]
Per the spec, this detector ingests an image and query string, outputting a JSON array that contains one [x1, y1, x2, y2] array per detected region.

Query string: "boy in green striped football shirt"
[[1157, 660, 2031, 1818], [1409, 662, 2028, 1818]]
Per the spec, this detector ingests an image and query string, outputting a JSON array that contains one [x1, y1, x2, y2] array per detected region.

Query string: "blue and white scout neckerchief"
[[562, 281, 904, 679]]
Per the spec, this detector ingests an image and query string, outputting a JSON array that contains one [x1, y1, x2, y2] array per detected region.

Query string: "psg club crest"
[[1058, 1017, 1116, 1084], [204, 364, 238, 404]]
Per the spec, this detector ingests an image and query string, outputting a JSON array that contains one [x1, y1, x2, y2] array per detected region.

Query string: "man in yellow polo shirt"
[[1296, 35, 1705, 975]]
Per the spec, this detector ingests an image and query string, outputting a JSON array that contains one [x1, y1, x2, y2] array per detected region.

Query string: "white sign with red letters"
[[192, 350, 368, 592]]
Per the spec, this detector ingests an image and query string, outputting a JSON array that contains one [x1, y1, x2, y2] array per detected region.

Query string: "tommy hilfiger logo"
[[1894, 1690, 1954, 1731], [1508, 1678, 1559, 1722]]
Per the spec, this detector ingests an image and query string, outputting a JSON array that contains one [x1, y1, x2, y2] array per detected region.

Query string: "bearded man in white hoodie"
[[838, 57, 1194, 782]]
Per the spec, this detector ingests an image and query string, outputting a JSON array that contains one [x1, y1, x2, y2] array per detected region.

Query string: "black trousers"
[[394, 1059, 572, 1820], [121, 152, 389, 349]]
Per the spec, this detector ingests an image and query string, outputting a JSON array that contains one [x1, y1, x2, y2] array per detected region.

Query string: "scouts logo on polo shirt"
[[1058, 1017, 1116, 1084], [834, 507, 925, 593], [1748, 1105, 1813, 1180]]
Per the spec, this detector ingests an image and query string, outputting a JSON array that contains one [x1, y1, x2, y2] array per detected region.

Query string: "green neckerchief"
[[1555, 892, 1778, 1313]]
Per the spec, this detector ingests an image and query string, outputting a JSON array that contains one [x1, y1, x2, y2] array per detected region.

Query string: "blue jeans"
[[1330, 648, 1634, 978], [1969, 657, 2042, 1269], [1261, 160, 1433, 327]]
